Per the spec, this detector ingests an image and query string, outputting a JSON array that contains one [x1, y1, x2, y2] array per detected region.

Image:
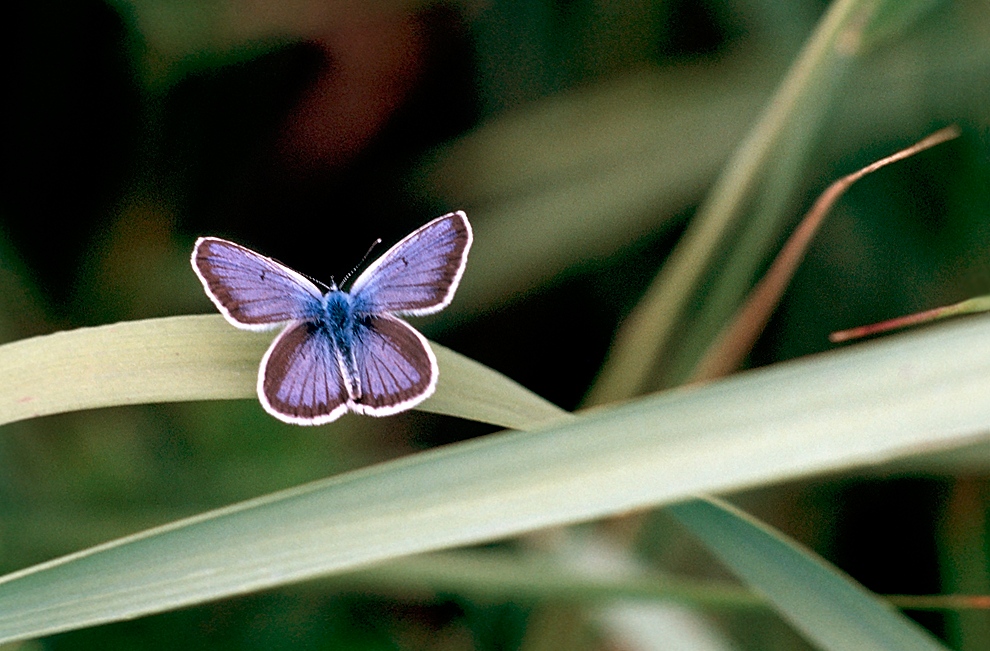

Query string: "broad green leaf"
[[1, 313, 988, 643]]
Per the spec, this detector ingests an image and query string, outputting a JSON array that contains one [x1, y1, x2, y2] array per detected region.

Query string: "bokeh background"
[[2, 0, 988, 649]]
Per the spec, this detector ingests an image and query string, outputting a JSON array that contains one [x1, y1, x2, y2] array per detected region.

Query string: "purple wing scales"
[[259, 322, 350, 425], [348, 315, 437, 416], [348, 211, 472, 316], [193, 237, 322, 330]]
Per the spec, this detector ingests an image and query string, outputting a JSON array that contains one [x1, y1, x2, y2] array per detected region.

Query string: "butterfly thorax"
[[322, 290, 353, 330], [321, 290, 362, 399]]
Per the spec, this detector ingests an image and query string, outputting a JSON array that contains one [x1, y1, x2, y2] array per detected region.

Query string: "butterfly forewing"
[[349, 211, 472, 316], [260, 322, 350, 424], [193, 237, 323, 329], [348, 315, 437, 415]]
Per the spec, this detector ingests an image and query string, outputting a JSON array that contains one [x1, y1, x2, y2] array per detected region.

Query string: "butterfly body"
[[192, 211, 472, 425]]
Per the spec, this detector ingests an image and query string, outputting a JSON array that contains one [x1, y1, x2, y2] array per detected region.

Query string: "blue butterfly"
[[192, 211, 472, 425]]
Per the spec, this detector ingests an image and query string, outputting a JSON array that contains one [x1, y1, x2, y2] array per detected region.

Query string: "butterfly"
[[192, 211, 472, 425]]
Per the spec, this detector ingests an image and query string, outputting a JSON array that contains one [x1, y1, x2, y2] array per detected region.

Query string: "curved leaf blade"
[[0, 315, 564, 431], [1, 315, 988, 643]]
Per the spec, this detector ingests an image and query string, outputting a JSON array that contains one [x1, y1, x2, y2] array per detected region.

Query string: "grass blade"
[[1, 314, 988, 643], [588, 0, 879, 404], [0, 315, 564, 431], [669, 499, 951, 651], [691, 125, 962, 381]]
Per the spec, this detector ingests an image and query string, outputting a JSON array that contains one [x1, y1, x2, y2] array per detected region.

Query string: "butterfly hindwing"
[[348, 314, 437, 416], [193, 237, 322, 330], [259, 321, 350, 425], [349, 211, 472, 316]]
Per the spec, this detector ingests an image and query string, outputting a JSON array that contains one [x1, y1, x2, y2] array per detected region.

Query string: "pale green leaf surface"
[[1, 314, 989, 643], [669, 499, 951, 651], [0, 315, 564, 431]]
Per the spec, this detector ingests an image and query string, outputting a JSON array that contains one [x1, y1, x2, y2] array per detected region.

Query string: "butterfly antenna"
[[305, 272, 333, 293], [340, 237, 383, 287]]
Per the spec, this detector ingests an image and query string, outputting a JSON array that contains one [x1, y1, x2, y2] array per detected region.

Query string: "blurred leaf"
[[0, 315, 564, 431], [111, 0, 427, 85], [941, 478, 990, 651], [424, 3, 988, 325], [333, 549, 988, 612], [1, 313, 989, 643], [860, 0, 944, 48], [586, 0, 955, 403], [692, 126, 962, 381], [669, 498, 951, 651], [0, 226, 50, 343], [333, 549, 763, 609], [422, 66, 772, 316]]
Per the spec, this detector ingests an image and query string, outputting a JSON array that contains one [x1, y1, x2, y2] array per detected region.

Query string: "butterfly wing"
[[259, 321, 350, 425], [349, 211, 472, 316], [347, 314, 437, 416], [193, 237, 323, 330]]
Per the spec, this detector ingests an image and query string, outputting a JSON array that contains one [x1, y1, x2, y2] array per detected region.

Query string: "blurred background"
[[1, 0, 988, 649]]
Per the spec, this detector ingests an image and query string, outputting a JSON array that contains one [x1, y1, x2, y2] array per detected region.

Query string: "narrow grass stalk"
[[588, 0, 879, 405]]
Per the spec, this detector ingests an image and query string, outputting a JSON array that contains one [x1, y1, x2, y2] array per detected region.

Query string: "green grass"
[[2, 312, 988, 646], [2, 0, 988, 649]]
